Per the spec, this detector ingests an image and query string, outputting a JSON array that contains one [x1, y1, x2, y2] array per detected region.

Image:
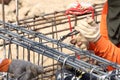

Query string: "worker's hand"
[[70, 33, 89, 50], [75, 18, 101, 42], [8, 59, 44, 80]]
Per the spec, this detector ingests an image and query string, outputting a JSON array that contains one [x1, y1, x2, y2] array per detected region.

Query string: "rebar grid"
[[0, 19, 120, 79]]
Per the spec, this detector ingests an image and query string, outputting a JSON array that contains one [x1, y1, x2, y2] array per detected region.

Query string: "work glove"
[[67, 1, 94, 9], [70, 33, 89, 50], [75, 18, 101, 43], [8, 59, 44, 80]]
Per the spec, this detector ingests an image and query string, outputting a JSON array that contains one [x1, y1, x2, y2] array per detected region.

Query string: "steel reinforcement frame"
[[0, 1, 119, 80]]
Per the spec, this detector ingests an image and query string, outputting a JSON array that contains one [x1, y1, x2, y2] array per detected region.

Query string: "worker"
[[74, 0, 120, 71], [56, 0, 120, 80], [0, 58, 44, 80]]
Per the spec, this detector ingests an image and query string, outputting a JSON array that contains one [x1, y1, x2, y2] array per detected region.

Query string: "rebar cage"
[[1, 1, 120, 80]]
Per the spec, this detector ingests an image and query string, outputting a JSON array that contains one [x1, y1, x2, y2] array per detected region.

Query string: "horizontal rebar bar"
[[18, 2, 104, 24]]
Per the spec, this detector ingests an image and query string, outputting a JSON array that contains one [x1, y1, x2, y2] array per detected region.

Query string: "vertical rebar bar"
[[27, 25, 30, 61], [74, 15, 77, 26], [8, 42, 12, 59], [1, 0, 7, 79], [16, 0, 19, 24], [33, 17, 36, 64], [15, 0, 19, 59], [2, 0, 6, 58]]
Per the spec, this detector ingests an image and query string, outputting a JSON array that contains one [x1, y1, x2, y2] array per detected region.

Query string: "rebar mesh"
[[0, 1, 119, 80]]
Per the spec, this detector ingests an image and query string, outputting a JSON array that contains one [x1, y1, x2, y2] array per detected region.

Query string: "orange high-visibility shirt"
[[89, 2, 120, 70]]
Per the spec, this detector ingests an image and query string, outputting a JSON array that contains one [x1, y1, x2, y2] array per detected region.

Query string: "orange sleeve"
[[100, 2, 109, 40], [0, 58, 12, 72], [94, 36, 120, 65], [89, 1, 120, 70]]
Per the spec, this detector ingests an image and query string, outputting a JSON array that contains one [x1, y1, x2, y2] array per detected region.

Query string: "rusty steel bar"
[[19, 10, 102, 30], [18, 2, 104, 24], [6, 3, 103, 34]]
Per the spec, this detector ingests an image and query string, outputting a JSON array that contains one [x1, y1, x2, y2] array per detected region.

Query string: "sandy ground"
[[0, 0, 106, 21], [29, 0, 105, 13]]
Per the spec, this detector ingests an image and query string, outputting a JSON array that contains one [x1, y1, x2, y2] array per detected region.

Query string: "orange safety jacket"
[[89, 2, 120, 70]]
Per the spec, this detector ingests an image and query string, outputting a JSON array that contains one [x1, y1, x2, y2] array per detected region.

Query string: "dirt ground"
[[0, 0, 106, 21]]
